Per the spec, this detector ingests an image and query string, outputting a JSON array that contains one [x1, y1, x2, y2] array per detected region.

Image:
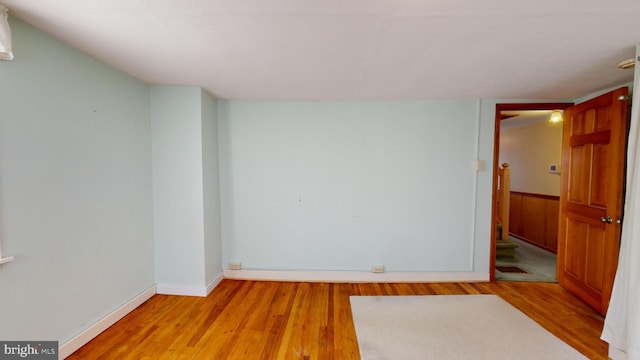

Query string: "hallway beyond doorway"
[[496, 237, 557, 282]]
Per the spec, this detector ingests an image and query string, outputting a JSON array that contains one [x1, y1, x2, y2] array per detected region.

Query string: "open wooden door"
[[557, 87, 629, 315]]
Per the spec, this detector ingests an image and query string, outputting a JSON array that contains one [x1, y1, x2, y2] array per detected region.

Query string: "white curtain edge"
[[602, 45, 640, 360], [0, 3, 14, 60]]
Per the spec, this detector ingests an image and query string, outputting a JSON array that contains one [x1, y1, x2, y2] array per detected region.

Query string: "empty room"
[[1, 1, 639, 359]]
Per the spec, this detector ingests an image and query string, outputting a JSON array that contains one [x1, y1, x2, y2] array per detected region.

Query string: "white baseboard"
[[157, 272, 225, 297], [609, 345, 628, 360], [206, 272, 224, 295], [60, 285, 157, 359], [223, 269, 490, 283], [156, 283, 208, 297]]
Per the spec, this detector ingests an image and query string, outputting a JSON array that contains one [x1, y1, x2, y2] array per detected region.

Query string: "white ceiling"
[[3, 0, 639, 100]]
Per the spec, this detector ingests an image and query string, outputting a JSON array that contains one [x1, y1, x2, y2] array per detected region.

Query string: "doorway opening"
[[490, 103, 573, 282]]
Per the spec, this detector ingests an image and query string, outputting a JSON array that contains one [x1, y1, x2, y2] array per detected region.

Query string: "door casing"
[[490, 103, 574, 281]]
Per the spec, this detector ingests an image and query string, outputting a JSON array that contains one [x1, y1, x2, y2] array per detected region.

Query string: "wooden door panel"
[[569, 145, 589, 204], [585, 228, 605, 290], [564, 218, 587, 279], [573, 112, 587, 134], [558, 87, 628, 315], [563, 217, 606, 309], [591, 144, 607, 207], [595, 106, 610, 131]]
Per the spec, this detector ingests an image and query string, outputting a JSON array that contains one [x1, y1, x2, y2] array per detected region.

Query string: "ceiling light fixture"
[[0, 4, 13, 60], [549, 110, 563, 124], [617, 57, 637, 70]]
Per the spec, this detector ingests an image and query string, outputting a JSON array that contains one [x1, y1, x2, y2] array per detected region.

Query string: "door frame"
[[490, 102, 574, 281]]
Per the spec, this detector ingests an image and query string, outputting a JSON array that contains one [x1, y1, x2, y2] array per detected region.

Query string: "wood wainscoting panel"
[[545, 199, 560, 250], [509, 191, 560, 253], [509, 193, 523, 236], [521, 196, 546, 246]]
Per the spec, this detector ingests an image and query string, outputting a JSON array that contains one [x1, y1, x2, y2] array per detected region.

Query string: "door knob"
[[600, 216, 613, 224]]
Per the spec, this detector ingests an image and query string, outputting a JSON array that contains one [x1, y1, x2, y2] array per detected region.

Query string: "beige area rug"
[[350, 294, 587, 360]]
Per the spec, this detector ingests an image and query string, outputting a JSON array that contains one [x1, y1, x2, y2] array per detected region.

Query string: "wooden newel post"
[[499, 163, 510, 241]]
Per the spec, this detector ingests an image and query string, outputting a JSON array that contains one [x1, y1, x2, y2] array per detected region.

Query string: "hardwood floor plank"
[[67, 280, 608, 359], [320, 284, 334, 360], [186, 280, 245, 346], [275, 283, 311, 360], [338, 284, 360, 360], [259, 314, 288, 360], [260, 282, 298, 360]]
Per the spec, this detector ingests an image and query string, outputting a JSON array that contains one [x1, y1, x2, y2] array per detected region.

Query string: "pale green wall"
[[0, 18, 154, 342], [151, 86, 223, 295], [218, 100, 483, 272], [151, 86, 206, 291], [201, 90, 223, 286]]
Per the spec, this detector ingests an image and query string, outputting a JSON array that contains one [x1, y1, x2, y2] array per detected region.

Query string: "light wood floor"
[[68, 280, 608, 359]]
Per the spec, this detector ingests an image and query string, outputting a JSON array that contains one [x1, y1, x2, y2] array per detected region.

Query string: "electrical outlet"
[[372, 265, 385, 273], [229, 262, 242, 270]]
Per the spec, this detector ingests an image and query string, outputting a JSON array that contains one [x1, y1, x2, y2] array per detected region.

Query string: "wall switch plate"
[[229, 262, 242, 270], [372, 265, 385, 273], [475, 160, 484, 172], [549, 164, 560, 174]]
